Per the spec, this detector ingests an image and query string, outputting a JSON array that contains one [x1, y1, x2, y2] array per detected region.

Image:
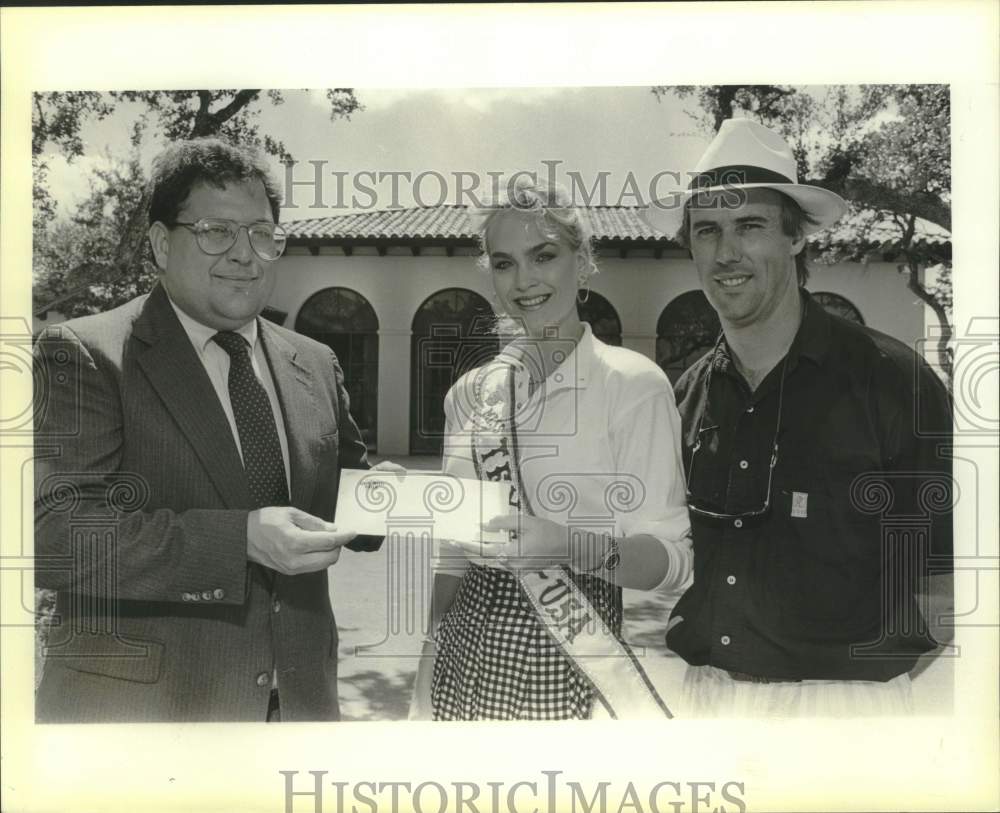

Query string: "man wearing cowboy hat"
[[643, 118, 953, 716]]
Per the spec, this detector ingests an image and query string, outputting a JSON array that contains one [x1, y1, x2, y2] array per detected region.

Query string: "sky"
[[40, 86, 719, 221], [39, 85, 881, 226]]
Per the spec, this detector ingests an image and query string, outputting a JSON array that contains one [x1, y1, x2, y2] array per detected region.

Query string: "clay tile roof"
[[284, 205, 674, 243], [284, 203, 951, 249]]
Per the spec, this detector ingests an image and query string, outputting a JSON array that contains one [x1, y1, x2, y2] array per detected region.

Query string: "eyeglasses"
[[684, 344, 788, 524], [171, 218, 287, 261]]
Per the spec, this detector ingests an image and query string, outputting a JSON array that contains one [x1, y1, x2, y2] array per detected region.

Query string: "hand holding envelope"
[[461, 514, 575, 572], [336, 469, 509, 547], [335, 469, 580, 571]]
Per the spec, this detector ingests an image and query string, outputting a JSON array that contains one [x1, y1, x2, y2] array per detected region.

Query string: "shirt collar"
[[713, 289, 831, 375], [793, 290, 833, 365], [165, 293, 258, 356], [553, 321, 594, 390], [495, 322, 594, 392]]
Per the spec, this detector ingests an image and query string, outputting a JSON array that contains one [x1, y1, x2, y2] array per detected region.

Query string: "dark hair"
[[679, 189, 819, 286], [147, 137, 283, 226]]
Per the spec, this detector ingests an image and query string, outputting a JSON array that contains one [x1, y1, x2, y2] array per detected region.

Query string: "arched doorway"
[[578, 291, 622, 346], [656, 290, 721, 384], [410, 288, 498, 455], [811, 291, 865, 324], [295, 288, 379, 450]]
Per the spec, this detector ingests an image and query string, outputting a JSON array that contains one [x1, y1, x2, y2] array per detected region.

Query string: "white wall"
[[273, 248, 492, 455], [269, 248, 927, 455]]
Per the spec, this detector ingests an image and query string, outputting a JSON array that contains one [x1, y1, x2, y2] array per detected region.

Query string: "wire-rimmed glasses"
[[685, 349, 788, 523], [171, 218, 287, 261]]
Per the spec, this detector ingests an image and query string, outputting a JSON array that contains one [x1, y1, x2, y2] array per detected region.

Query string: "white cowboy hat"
[[642, 118, 848, 238]]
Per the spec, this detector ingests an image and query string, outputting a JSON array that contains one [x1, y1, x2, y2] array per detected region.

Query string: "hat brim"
[[641, 183, 848, 240]]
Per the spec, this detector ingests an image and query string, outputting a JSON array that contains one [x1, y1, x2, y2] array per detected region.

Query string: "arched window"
[[811, 291, 865, 324], [295, 288, 379, 450], [656, 291, 721, 384], [410, 288, 498, 455], [578, 291, 622, 346]]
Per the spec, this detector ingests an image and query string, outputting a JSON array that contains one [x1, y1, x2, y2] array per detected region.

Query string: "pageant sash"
[[518, 569, 672, 720], [468, 360, 672, 720]]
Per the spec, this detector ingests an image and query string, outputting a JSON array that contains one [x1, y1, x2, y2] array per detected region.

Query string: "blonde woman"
[[410, 178, 691, 720]]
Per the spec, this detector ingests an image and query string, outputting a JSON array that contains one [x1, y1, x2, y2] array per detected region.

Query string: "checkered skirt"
[[431, 563, 623, 720]]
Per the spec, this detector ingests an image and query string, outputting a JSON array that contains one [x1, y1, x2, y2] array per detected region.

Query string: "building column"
[[377, 328, 411, 456]]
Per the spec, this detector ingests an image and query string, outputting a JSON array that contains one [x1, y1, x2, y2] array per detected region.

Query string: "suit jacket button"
[[182, 592, 193, 602], [255, 672, 270, 687], [200, 590, 212, 601], [272, 599, 281, 613], [213, 588, 225, 600]]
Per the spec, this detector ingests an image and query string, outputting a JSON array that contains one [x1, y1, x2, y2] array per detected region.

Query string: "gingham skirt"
[[431, 563, 623, 720]]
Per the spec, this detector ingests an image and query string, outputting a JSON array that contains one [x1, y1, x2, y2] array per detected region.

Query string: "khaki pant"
[[680, 665, 914, 718]]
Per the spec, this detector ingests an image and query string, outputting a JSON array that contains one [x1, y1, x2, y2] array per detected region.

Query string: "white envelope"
[[335, 469, 510, 545]]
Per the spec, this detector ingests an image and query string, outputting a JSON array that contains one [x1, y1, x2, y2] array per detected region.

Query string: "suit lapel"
[[259, 321, 322, 511], [133, 284, 251, 508]]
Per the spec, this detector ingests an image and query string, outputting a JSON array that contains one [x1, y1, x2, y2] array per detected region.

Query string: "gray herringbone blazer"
[[34, 283, 379, 722]]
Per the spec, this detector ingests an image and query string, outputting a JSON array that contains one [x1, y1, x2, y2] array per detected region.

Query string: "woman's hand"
[[478, 514, 574, 572]]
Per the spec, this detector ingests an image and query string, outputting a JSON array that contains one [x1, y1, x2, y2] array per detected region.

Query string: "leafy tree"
[[652, 84, 953, 382], [33, 90, 361, 319], [34, 153, 158, 318]]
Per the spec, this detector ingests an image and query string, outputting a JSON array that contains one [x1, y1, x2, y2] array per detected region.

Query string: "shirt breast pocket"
[[774, 465, 881, 627]]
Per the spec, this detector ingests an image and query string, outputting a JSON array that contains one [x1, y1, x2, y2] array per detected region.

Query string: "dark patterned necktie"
[[212, 331, 289, 508]]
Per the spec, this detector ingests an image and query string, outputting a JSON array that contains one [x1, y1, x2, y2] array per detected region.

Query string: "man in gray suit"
[[34, 138, 383, 722]]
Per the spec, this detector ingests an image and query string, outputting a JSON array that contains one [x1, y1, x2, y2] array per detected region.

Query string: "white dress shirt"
[[167, 297, 291, 492], [439, 322, 693, 592]]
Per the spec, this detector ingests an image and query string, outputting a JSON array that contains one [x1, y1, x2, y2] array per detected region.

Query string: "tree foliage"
[[33, 90, 361, 319], [33, 154, 158, 317], [653, 84, 953, 381]]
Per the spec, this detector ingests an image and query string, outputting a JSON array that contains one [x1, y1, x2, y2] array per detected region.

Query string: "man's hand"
[[247, 506, 358, 575]]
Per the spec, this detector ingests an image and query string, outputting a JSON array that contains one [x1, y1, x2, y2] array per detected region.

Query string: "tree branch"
[[191, 89, 260, 137], [839, 177, 951, 231], [904, 259, 953, 386], [191, 90, 213, 136]]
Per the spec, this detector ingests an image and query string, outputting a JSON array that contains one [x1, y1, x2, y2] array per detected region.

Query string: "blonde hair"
[[470, 175, 599, 280]]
